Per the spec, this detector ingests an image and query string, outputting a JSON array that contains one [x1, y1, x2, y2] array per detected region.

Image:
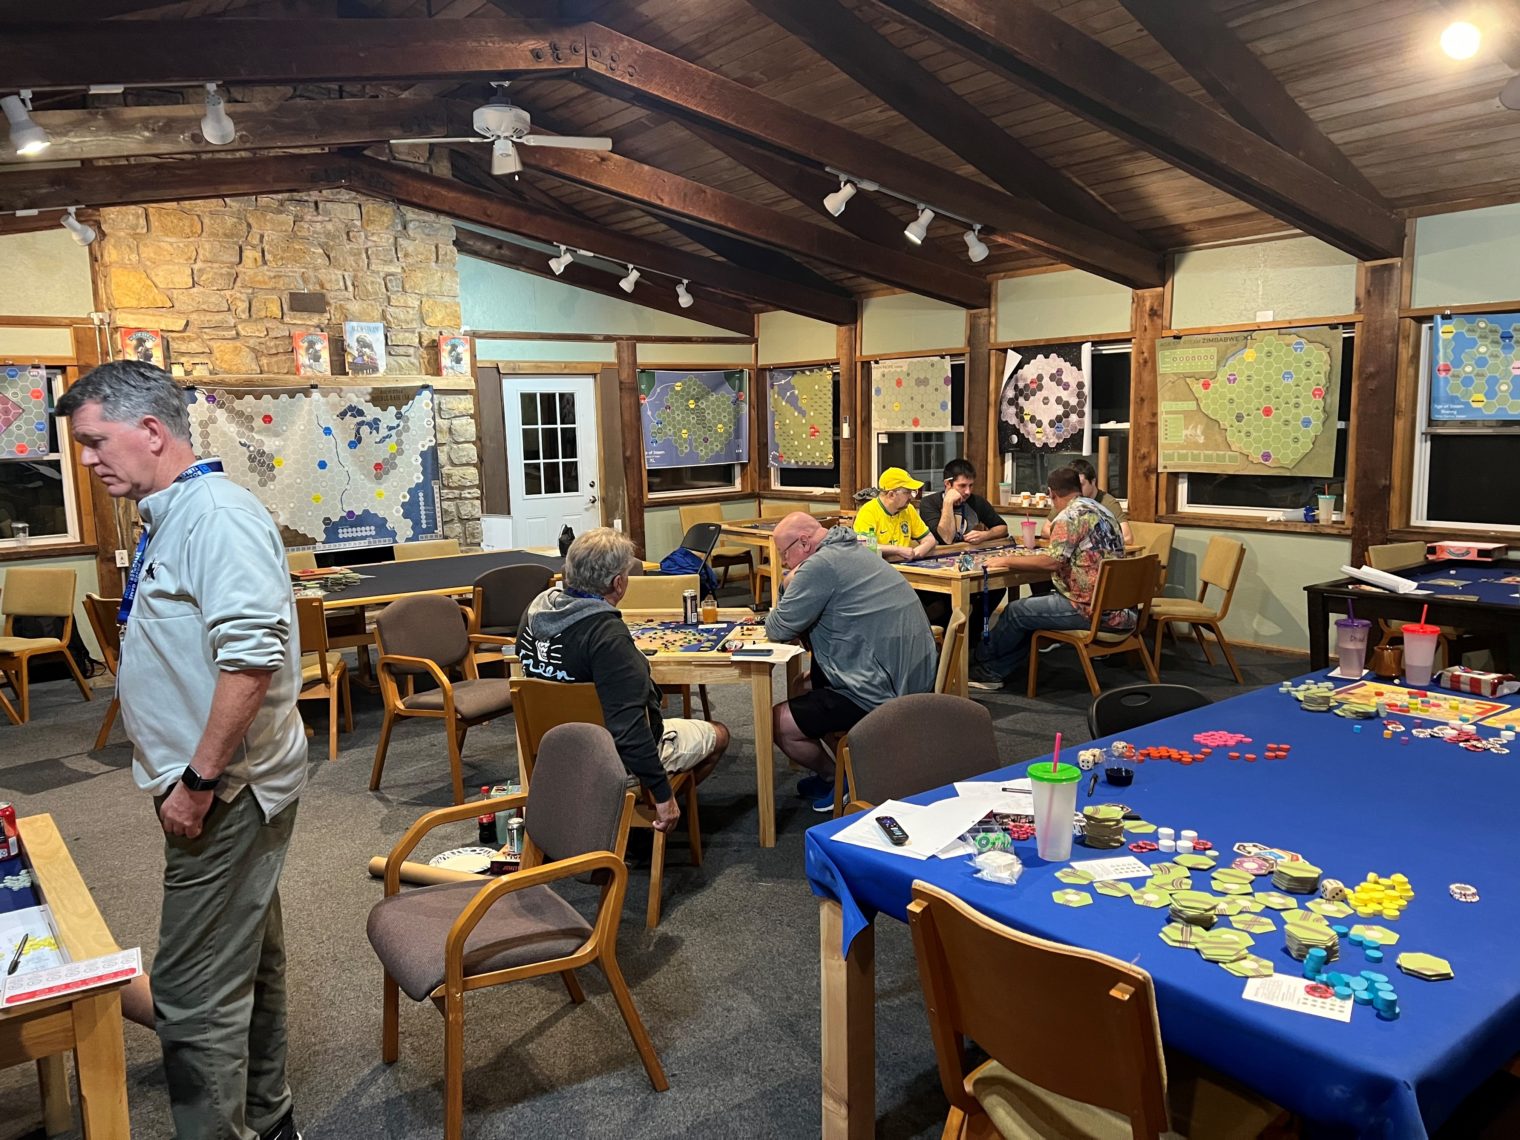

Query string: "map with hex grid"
[[638, 369, 749, 468], [0, 365, 52, 459], [768, 366, 834, 468], [186, 385, 442, 552], [1157, 327, 1342, 477], [1432, 312, 1520, 421]]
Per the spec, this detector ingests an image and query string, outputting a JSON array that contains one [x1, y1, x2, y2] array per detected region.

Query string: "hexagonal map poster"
[[638, 369, 749, 469], [0, 365, 52, 460], [1431, 312, 1520, 421], [185, 385, 442, 552], [1157, 326, 1342, 477], [997, 342, 1090, 454], [870, 356, 953, 432], [768, 366, 834, 468]]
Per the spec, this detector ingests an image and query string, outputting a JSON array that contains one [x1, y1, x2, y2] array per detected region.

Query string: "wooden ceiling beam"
[[1114, 0, 1384, 202], [866, 0, 1405, 260], [0, 98, 449, 165], [517, 145, 989, 307], [579, 24, 1165, 288], [747, 0, 1144, 244], [454, 227, 756, 336], [344, 155, 858, 324]]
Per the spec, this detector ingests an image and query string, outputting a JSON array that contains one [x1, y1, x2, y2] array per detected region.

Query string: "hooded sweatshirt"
[[517, 587, 672, 801], [764, 526, 936, 710]]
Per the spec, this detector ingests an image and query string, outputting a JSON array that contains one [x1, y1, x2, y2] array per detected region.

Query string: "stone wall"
[[92, 190, 482, 545]]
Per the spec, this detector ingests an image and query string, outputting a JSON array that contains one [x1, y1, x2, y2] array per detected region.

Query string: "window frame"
[[0, 358, 88, 555]]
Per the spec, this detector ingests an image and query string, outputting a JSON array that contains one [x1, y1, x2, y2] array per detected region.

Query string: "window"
[[1412, 321, 1520, 531], [640, 368, 746, 498], [768, 366, 840, 492], [1176, 330, 1354, 520], [872, 358, 965, 487], [1, 365, 80, 549], [1003, 343, 1131, 502]]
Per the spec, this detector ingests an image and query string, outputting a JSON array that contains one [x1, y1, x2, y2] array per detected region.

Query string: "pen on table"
[[7, 935, 27, 976], [1087, 772, 1099, 798]]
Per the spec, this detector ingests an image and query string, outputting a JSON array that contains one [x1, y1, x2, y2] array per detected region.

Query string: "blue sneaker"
[[797, 774, 832, 799], [812, 784, 838, 813], [967, 664, 1007, 691]]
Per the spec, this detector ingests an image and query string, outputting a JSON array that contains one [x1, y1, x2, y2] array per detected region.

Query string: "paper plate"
[[428, 846, 497, 873]]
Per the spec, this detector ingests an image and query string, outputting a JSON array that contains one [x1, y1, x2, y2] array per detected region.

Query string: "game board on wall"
[[870, 356, 953, 432], [768, 366, 834, 468], [186, 385, 442, 552], [0, 365, 53, 460], [1431, 312, 1520, 421], [638, 369, 749, 469], [997, 342, 1091, 454], [1157, 325, 1342, 476]]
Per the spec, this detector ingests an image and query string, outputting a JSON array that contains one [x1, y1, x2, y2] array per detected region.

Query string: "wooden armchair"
[[833, 693, 1000, 817], [295, 596, 353, 762], [393, 538, 462, 561], [1028, 555, 1160, 698], [369, 594, 514, 804], [81, 594, 122, 748], [468, 563, 555, 671], [0, 567, 93, 724], [509, 677, 703, 929], [1149, 537, 1247, 685], [617, 573, 710, 719], [367, 723, 666, 1140]]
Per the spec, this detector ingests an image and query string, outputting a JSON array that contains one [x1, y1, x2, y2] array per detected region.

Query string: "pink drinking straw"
[[1050, 731, 1063, 775], [1420, 604, 1429, 625]]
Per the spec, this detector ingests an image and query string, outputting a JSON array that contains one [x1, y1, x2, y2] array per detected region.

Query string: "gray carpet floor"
[[1, 627, 1486, 1140]]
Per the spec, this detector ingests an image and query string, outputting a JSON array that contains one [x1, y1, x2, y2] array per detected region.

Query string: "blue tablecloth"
[[1400, 561, 1520, 608], [805, 671, 1520, 1138], [1, 853, 41, 915]]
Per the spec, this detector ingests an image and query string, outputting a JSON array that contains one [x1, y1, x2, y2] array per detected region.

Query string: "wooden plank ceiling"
[[1, 0, 1517, 316]]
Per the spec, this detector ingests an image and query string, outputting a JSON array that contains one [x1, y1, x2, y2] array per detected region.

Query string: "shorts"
[[788, 686, 871, 740], [657, 717, 719, 773]]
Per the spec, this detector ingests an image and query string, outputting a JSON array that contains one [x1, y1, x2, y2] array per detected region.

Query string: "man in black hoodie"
[[517, 528, 729, 831]]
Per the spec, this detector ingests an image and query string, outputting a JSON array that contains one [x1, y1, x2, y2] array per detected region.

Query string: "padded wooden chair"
[[393, 538, 462, 561], [295, 596, 353, 762], [286, 550, 318, 573], [1089, 684, 1210, 740], [1028, 555, 1160, 698], [618, 573, 709, 718], [834, 692, 1000, 817], [81, 594, 123, 748], [508, 677, 704, 929], [680, 504, 756, 598], [1127, 521, 1176, 591], [468, 563, 555, 671], [934, 608, 969, 696], [0, 567, 93, 724], [908, 881, 1284, 1140], [367, 723, 666, 1140], [1148, 538, 1246, 685], [370, 594, 515, 804]]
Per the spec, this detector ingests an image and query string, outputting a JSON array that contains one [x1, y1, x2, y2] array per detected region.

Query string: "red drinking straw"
[[1420, 604, 1429, 625], [1051, 731, 1063, 775]]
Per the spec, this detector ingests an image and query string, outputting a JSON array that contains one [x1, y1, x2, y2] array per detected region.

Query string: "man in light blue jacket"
[[58, 361, 306, 1140]]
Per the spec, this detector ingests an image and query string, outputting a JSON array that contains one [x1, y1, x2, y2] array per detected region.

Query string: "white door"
[[502, 375, 601, 548]]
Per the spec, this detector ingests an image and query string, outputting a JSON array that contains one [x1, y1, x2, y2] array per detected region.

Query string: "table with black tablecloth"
[[805, 671, 1520, 1138], [313, 549, 564, 610]]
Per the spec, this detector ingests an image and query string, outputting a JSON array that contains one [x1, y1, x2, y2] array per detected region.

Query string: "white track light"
[[3, 92, 50, 156], [963, 225, 989, 263], [904, 205, 935, 245], [199, 83, 235, 146], [1439, 20, 1481, 60], [491, 137, 522, 175], [548, 245, 573, 275], [619, 265, 641, 293], [823, 179, 857, 217], [676, 280, 694, 308], [61, 208, 96, 246]]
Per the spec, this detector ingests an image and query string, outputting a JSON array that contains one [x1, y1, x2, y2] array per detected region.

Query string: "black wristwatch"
[[180, 765, 222, 793]]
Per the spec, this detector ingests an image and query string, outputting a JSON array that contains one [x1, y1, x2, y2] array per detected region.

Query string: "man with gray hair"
[[57, 360, 306, 1140], [517, 527, 729, 831]]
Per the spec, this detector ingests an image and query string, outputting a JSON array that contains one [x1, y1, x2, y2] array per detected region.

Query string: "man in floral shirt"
[[968, 465, 1132, 689]]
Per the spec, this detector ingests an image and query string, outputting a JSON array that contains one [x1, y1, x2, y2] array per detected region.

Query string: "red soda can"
[[0, 801, 19, 860]]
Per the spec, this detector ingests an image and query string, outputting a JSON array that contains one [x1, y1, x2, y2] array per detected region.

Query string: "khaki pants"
[[154, 788, 298, 1140]]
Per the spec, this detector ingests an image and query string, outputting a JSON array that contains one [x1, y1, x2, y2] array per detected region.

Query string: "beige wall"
[[644, 498, 760, 562], [1170, 237, 1357, 328], [757, 310, 837, 365], [0, 227, 95, 359], [0, 556, 104, 659], [995, 270, 1132, 343], [860, 293, 966, 356], [1411, 203, 1520, 308]]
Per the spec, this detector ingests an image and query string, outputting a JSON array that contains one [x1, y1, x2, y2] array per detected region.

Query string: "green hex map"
[[1157, 326, 1342, 477], [768, 366, 834, 468], [638, 369, 749, 469]]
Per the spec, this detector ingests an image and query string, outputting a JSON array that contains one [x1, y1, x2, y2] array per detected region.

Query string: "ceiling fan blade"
[[519, 134, 613, 151], [1502, 74, 1520, 111], [390, 136, 482, 145]]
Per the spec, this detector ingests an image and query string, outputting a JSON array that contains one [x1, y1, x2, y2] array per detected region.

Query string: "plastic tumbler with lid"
[[1335, 617, 1371, 676], [1029, 759, 1081, 861], [1020, 519, 1039, 549], [1401, 622, 1441, 686]]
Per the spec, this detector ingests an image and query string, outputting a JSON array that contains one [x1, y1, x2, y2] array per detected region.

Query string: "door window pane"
[[540, 393, 558, 425], [560, 427, 577, 458], [559, 393, 576, 425], [543, 463, 562, 494], [563, 463, 579, 493], [543, 430, 560, 460], [520, 393, 537, 426], [521, 428, 540, 461], [524, 463, 542, 496]]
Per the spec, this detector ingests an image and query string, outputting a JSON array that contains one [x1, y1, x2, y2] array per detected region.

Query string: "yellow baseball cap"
[[878, 467, 924, 491]]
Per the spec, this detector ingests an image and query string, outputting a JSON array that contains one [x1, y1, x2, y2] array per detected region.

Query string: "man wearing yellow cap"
[[853, 467, 938, 562]]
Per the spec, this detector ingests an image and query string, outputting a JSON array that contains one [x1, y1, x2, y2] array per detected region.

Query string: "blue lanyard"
[[118, 461, 223, 625]]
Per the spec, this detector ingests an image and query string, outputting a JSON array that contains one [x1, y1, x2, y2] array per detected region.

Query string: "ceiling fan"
[[391, 83, 612, 175]]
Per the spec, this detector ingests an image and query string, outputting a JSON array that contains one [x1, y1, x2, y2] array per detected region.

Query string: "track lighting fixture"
[[823, 179, 857, 217], [676, 280, 694, 308], [548, 245, 573, 275], [61, 208, 96, 246], [2, 92, 50, 157], [904, 205, 935, 245], [199, 83, 235, 146], [490, 137, 522, 176], [618, 265, 641, 293], [963, 225, 989, 263]]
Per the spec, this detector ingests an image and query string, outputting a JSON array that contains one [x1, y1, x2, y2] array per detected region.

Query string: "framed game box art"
[[343, 321, 386, 377], [438, 333, 473, 377], [292, 330, 331, 377], [118, 328, 166, 369]]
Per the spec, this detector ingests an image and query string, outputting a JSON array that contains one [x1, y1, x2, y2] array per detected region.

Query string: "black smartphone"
[[875, 815, 910, 846]]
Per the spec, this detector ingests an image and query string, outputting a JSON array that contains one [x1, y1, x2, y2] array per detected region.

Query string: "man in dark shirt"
[[917, 458, 1009, 640], [517, 528, 728, 831]]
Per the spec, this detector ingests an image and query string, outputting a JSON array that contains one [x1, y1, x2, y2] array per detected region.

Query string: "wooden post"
[[965, 305, 991, 482], [1127, 287, 1165, 522], [615, 339, 646, 557], [1096, 434, 1110, 488], [1348, 257, 1404, 564], [837, 318, 859, 510]]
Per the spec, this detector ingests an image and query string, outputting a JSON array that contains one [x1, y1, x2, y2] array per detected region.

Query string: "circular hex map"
[[999, 347, 1088, 451]]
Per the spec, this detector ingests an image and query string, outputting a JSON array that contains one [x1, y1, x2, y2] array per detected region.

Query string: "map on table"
[[1157, 326, 1342, 476], [638, 369, 748, 469], [902, 543, 1037, 572], [1330, 680, 1507, 723], [626, 620, 768, 654], [768, 366, 834, 468], [0, 365, 52, 459], [1431, 312, 1520, 421], [1480, 706, 1520, 731], [997, 342, 1090, 454], [186, 385, 442, 553], [870, 356, 953, 432]]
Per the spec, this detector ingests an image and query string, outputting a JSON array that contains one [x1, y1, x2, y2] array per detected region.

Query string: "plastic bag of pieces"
[[972, 849, 1024, 885], [1436, 666, 1518, 698]]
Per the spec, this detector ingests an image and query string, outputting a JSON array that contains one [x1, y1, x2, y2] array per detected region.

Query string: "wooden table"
[[718, 514, 853, 609], [0, 815, 130, 1138], [311, 549, 565, 612], [510, 608, 805, 848]]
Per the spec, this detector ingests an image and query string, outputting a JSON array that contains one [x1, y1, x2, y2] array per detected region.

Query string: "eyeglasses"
[[779, 533, 810, 562]]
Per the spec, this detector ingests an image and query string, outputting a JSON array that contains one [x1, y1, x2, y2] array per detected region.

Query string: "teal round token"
[[1334, 986, 1353, 1000], [1366, 948, 1384, 963]]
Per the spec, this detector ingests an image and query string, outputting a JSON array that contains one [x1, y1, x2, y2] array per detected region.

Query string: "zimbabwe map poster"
[[638, 369, 748, 469], [870, 356, 953, 432], [186, 385, 442, 552], [768, 366, 834, 468], [1157, 326, 1342, 476], [997, 342, 1091, 454], [1431, 312, 1520, 421]]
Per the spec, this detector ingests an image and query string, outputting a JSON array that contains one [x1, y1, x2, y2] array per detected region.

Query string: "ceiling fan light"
[[491, 137, 522, 176], [676, 280, 694, 308], [619, 265, 640, 293], [823, 179, 857, 217], [199, 83, 236, 146], [548, 246, 573, 276], [3, 92, 50, 157], [964, 226, 989, 263], [1439, 20, 1481, 60], [905, 205, 935, 245], [61, 208, 96, 247]]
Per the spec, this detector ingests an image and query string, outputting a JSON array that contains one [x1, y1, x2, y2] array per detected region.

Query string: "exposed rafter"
[[0, 152, 353, 212], [1114, 0, 1384, 202], [865, 0, 1405, 260]]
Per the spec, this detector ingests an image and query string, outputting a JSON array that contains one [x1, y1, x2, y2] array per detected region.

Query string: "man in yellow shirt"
[[853, 467, 938, 562]]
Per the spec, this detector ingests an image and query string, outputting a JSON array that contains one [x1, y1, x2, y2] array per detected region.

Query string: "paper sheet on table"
[[0, 905, 67, 974], [1241, 975, 1354, 1022], [2, 947, 142, 1010], [831, 797, 997, 860], [1068, 855, 1153, 881], [953, 779, 1034, 814]]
